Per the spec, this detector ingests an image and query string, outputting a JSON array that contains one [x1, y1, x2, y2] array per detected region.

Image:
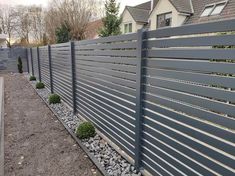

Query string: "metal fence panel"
[[39, 46, 50, 90], [141, 20, 235, 176], [50, 43, 73, 107], [74, 33, 138, 158], [32, 48, 39, 80]]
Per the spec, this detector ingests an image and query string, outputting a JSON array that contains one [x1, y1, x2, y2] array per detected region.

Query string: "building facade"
[[121, 0, 234, 33]]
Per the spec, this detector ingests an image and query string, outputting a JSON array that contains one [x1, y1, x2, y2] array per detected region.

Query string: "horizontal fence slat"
[[144, 86, 235, 130], [145, 34, 235, 48], [147, 49, 235, 60], [77, 50, 137, 57], [142, 124, 234, 176], [75, 41, 137, 50], [75, 56, 137, 65], [77, 33, 137, 45], [143, 108, 235, 172], [145, 76, 235, 103], [76, 82, 135, 117], [75, 73, 136, 96], [146, 18, 235, 38], [144, 68, 235, 89], [144, 58, 235, 74], [141, 132, 213, 176]]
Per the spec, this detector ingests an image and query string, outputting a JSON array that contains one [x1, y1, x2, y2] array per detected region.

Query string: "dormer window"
[[201, 1, 227, 17], [157, 12, 172, 28]]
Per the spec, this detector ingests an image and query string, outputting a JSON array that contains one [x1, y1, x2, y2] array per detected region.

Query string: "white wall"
[[121, 9, 144, 33], [149, 0, 188, 30]]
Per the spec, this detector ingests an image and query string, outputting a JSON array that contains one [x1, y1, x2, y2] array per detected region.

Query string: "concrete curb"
[[0, 77, 4, 176], [30, 82, 108, 176]]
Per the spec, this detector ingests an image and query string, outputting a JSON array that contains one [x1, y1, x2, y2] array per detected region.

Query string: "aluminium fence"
[[27, 19, 235, 176]]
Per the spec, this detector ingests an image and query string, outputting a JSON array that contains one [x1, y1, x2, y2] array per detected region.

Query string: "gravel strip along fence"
[[28, 75, 141, 176], [4, 73, 102, 176]]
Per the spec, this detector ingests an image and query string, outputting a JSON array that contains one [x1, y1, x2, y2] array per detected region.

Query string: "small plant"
[[29, 75, 36, 81], [49, 94, 61, 104], [36, 82, 45, 89], [75, 122, 96, 139], [17, 56, 23, 73]]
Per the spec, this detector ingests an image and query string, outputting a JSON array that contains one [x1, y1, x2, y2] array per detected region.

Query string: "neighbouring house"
[[0, 33, 7, 48], [121, 0, 235, 33], [84, 19, 103, 40]]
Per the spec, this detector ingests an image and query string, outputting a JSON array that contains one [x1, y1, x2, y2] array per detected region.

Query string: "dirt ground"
[[3, 73, 102, 176]]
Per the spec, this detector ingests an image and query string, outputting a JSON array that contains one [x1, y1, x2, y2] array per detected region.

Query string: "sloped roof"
[[169, 0, 193, 14], [134, 1, 151, 10], [126, 6, 150, 23], [185, 0, 235, 24]]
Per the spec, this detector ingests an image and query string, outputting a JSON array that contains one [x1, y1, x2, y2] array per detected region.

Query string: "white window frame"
[[200, 0, 228, 17], [156, 12, 172, 29], [124, 23, 133, 34]]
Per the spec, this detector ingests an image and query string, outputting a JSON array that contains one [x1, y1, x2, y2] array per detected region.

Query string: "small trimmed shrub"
[[29, 76, 36, 81], [17, 56, 23, 73], [75, 122, 96, 139], [49, 94, 61, 104], [36, 82, 45, 89]]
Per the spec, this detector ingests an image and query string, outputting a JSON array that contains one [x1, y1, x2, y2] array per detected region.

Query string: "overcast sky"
[[0, 0, 150, 12]]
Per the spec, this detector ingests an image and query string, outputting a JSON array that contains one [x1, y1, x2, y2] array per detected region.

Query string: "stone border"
[[30, 81, 108, 176], [0, 77, 4, 176]]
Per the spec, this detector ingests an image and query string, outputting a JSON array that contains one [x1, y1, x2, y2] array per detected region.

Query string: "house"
[[121, 0, 235, 33], [84, 19, 103, 40], [0, 33, 7, 48]]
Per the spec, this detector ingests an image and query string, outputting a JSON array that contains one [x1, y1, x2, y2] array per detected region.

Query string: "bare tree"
[[45, 0, 103, 43], [0, 5, 17, 47], [14, 5, 32, 44], [29, 5, 45, 43]]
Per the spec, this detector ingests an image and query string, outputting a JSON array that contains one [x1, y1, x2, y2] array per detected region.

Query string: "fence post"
[[30, 48, 34, 76], [134, 29, 145, 171], [48, 45, 53, 93], [25, 48, 29, 73], [37, 47, 41, 82], [70, 41, 77, 114]]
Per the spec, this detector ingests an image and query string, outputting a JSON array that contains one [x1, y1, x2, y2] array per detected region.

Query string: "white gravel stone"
[[28, 74, 142, 176]]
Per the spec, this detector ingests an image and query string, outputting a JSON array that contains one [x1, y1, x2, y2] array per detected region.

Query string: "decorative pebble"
[[29, 75, 141, 176]]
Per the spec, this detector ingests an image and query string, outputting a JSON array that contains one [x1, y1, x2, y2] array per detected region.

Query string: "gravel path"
[[3, 73, 102, 176]]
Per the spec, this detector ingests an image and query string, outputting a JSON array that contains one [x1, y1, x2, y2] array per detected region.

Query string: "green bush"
[[36, 82, 45, 89], [49, 94, 61, 104], [75, 122, 96, 139], [29, 76, 36, 81], [17, 56, 23, 73]]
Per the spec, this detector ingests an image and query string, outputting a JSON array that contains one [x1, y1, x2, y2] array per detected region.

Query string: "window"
[[201, 1, 227, 17], [201, 5, 214, 17], [124, 23, 132, 33], [157, 12, 172, 28], [211, 3, 226, 15]]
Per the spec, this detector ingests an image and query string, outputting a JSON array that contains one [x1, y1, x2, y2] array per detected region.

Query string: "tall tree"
[[0, 5, 17, 47], [98, 0, 122, 37], [55, 22, 71, 43]]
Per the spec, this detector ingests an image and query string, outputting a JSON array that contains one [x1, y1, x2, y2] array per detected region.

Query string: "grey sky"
[[0, 0, 150, 12]]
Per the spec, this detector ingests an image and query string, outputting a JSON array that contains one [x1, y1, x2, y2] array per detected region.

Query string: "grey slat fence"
[[27, 18, 235, 176], [0, 47, 28, 72]]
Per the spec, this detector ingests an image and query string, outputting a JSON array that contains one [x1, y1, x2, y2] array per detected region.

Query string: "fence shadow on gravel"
[[26, 19, 235, 176]]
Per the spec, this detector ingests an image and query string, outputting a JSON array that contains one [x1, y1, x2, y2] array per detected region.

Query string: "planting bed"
[[29, 76, 141, 176]]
